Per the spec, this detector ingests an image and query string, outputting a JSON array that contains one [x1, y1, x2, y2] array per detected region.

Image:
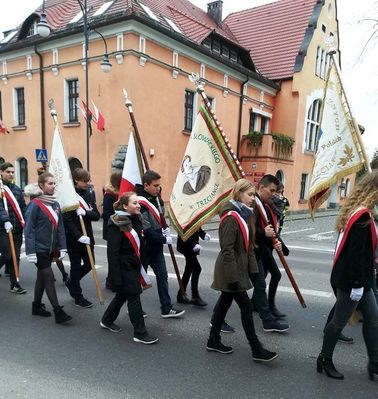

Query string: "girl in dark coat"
[[318, 171, 378, 380], [207, 179, 277, 362], [24, 172, 72, 324], [100, 192, 158, 345]]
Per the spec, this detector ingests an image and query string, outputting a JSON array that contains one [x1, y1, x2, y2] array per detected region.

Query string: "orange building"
[[0, 0, 353, 210]]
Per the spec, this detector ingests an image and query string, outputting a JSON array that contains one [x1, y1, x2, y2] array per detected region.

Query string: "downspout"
[[236, 76, 249, 160], [34, 45, 46, 170]]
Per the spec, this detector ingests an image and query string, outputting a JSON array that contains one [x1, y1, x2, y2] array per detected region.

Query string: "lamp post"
[[37, 0, 112, 172]]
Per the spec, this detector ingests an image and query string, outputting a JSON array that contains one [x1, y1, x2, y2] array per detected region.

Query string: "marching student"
[[24, 172, 72, 324], [176, 227, 210, 306], [318, 172, 378, 381], [207, 178, 277, 362], [135, 170, 184, 318], [0, 162, 27, 294], [100, 192, 158, 344], [63, 168, 100, 308]]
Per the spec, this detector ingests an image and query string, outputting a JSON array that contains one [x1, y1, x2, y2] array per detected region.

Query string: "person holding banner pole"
[[101, 192, 158, 344], [24, 172, 72, 324], [63, 168, 100, 308], [317, 171, 378, 380], [0, 162, 27, 294]]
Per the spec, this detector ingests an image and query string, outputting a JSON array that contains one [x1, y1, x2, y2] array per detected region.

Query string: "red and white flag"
[[0, 118, 10, 134], [92, 101, 105, 132], [119, 130, 145, 195]]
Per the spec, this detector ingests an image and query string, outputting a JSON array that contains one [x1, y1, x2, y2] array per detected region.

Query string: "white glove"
[[204, 233, 211, 241], [193, 244, 202, 253], [27, 253, 37, 263], [165, 236, 173, 245], [350, 287, 364, 302], [162, 227, 171, 236], [76, 208, 86, 217], [78, 235, 90, 245], [4, 221, 13, 233], [59, 250, 67, 261]]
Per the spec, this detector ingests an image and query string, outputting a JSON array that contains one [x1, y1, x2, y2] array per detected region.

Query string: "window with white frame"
[[315, 46, 330, 80], [299, 173, 308, 200], [16, 157, 28, 190], [305, 99, 322, 151], [27, 21, 37, 37], [184, 90, 195, 131], [249, 110, 271, 134], [14, 87, 25, 126], [65, 79, 79, 123]]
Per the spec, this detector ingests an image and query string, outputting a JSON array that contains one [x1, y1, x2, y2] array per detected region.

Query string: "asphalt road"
[[0, 215, 377, 398]]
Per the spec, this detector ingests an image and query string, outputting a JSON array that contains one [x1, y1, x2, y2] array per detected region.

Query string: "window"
[[68, 157, 83, 175], [67, 79, 79, 123], [0, 157, 4, 167], [230, 49, 238, 62], [249, 111, 270, 134], [260, 116, 269, 134], [164, 17, 181, 33], [207, 96, 215, 111], [184, 90, 195, 131], [345, 178, 350, 197], [212, 41, 220, 53], [27, 22, 37, 37], [139, 3, 159, 21], [299, 173, 308, 200], [249, 112, 257, 132], [69, 11, 83, 24], [315, 46, 330, 80], [15, 88, 25, 126], [305, 99, 322, 151], [221, 45, 229, 58], [276, 170, 284, 184], [203, 37, 211, 48], [17, 157, 28, 190], [93, 1, 114, 16]]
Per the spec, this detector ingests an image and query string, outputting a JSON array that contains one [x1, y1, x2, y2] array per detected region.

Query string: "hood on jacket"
[[103, 183, 118, 196], [219, 201, 238, 217], [135, 184, 164, 208], [24, 183, 43, 199], [110, 214, 132, 231]]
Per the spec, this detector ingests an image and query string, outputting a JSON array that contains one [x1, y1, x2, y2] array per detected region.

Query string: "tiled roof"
[[224, 0, 319, 80]]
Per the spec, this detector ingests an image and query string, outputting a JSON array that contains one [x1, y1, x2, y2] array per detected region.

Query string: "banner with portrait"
[[168, 103, 243, 241]]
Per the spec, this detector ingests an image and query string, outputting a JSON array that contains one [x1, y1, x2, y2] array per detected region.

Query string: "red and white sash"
[[255, 196, 277, 233], [33, 198, 59, 231], [138, 197, 162, 226], [220, 210, 249, 253], [123, 228, 152, 289], [76, 193, 91, 211], [3, 185, 25, 227], [333, 207, 377, 267]]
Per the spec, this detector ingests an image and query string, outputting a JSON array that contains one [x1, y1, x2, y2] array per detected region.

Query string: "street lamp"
[[37, 0, 112, 171]]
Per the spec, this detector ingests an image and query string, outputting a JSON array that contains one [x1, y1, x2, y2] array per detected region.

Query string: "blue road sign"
[[35, 149, 48, 163]]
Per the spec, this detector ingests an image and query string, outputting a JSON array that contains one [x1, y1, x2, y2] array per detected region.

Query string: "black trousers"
[[261, 248, 281, 308], [102, 292, 146, 336], [210, 291, 259, 348], [181, 253, 202, 297], [67, 247, 93, 299], [0, 230, 22, 286]]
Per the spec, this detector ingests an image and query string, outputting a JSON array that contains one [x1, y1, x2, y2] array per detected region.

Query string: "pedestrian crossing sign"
[[35, 149, 48, 162]]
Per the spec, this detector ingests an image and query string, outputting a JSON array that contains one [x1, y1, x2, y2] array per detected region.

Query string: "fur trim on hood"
[[24, 183, 43, 198]]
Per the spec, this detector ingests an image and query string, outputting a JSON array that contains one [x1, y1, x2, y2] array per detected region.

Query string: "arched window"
[[275, 170, 284, 185], [305, 99, 322, 152], [345, 178, 350, 197], [16, 157, 28, 190], [68, 157, 83, 175], [339, 178, 345, 197], [0, 157, 4, 167]]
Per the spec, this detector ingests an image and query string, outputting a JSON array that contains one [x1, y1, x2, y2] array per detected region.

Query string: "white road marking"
[[307, 231, 335, 241], [280, 228, 315, 235]]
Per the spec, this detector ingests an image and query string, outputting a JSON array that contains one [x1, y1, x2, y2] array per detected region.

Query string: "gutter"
[[236, 76, 249, 159]]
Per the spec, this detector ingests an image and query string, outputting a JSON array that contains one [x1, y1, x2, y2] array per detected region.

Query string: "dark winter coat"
[[177, 228, 206, 255], [331, 212, 376, 291], [211, 201, 258, 293], [102, 185, 118, 240], [63, 188, 100, 252], [107, 214, 144, 295], [0, 182, 27, 234]]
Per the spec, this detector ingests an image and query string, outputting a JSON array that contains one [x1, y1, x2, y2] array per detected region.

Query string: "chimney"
[[207, 1, 223, 26]]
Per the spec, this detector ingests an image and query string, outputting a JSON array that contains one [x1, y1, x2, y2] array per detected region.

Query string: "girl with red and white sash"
[[100, 192, 158, 344], [207, 179, 278, 362], [24, 172, 72, 324], [318, 171, 378, 381]]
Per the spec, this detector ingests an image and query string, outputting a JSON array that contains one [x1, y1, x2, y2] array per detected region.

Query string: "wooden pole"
[[0, 176, 20, 282], [49, 103, 104, 304], [122, 89, 188, 299]]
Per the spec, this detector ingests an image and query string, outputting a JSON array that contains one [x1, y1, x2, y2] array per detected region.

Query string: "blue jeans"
[[145, 250, 172, 314], [322, 288, 378, 362]]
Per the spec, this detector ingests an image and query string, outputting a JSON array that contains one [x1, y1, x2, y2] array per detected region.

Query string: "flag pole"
[[328, 50, 371, 173], [48, 102, 104, 305], [0, 176, 20, 282], [122, 89, 188, 300], [190, 74, 306, 308]]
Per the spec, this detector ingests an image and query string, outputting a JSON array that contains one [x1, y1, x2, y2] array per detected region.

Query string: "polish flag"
[[92, 101, 105, 132], [0, 118, 10, 134], [119, 130, 144, 195]]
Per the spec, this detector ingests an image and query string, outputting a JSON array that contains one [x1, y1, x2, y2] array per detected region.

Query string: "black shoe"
[[368, 361, 378, 381], [209, 320, 235, 333], [191, 296, 207, 307], [338, 332, 354, 344], [269, 306, 286, 319], [62, 272, 69, 283], [316, 354, 344, 379], [177, 291, 191, 304], [133, 333, 158, 345], [161, 308, 185, 318], [100, 321, 122, 333], [53, 306, 72, 324], [32, 301, 51, 317], [263, 320, 289, 333], [75, 297, 93, 308], [252, 345, 278, 362], [9, 283, 27, 294], [206, 336, 233, 354]]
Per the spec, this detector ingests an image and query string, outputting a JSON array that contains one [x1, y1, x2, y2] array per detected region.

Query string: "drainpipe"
[[34, 45, 47, 170], [236, 76, 249, 160]]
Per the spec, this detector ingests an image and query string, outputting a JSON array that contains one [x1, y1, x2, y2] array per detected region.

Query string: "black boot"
[[368, 361, 378, 381], [177, 290, 191, 304], [316, 354, 344, 379], [191, 294, 207, 307], [53, 306, 72, 324], [251, 341, 278, 362], [206, 334, 233, 354], [32, 301, 51, 317]]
